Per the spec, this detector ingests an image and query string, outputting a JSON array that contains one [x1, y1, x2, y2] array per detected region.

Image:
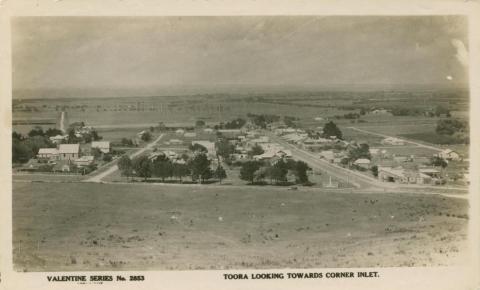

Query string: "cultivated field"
[[13, 181, 468, 271]]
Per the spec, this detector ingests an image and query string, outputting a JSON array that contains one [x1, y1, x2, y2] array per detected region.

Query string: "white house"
[[91, 141, 110, 153], [381, 137, 405, 146], [184, 132, 197, 138], [49, 135, 67, 144], [168, 139, 184, 145], [438, 149, 461, 161], [74, 155, 94, 166], [354, 158, 371, 169], [369, 148, 380, 155], [203, 128, 214, 133], [37, 148, 59, 159]]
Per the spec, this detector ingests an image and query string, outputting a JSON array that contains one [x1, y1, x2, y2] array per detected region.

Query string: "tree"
[[45, 128, 63, 137], [293, 160, 310, 184], [91, 147, 102, 160], [157, 122, 166, 131], [322, 121, 343, 139], [132, 155, 152, 181], [430, 156, 448, 168], [201, 168, 214, 183], [121, 138, 134, 146], [189, 143, 208, 153], [434, 105, 450, 117], [248, 144, 264, 157], [12, 138, 33, 163], [189, 153, 211, 183], [240, 161, 262, 184], [371, 165, 379, 177], [28, 126, 45, 137], [117, 155, 133, 180], [103, 153, 113, 162], [67, 129, 80, 144], [172, 163, 190, 182], [12, 131, 24, 141], [214, 165, 227, 184], [436, 119, 467, 136], [91, 130, 102, 141], [23, 135, 55, 157], [224, 118, 246, 129], [345, 143, 371, 166], [215, 139, 234, 159], [151, 155, 173, 182], [141, 131, 152, 142], [283, 116, 297, 128], [254, 167, 268, 183], [195, 120, 206, 128], [270, 160, 288, 183]]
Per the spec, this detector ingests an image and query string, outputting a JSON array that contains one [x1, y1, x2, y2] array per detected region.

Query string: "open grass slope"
[[13, 182, 468, 271]]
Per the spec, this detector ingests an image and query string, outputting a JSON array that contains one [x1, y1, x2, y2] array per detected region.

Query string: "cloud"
[[451, 39, 469, 67]]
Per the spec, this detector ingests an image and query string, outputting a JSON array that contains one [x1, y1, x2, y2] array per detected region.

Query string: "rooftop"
[[58, 144, 80, 154]]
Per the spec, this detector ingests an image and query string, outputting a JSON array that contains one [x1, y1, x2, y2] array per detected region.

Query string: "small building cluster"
[[35, 141, 112, 172]]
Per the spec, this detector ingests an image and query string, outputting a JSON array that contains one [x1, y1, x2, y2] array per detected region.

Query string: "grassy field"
[[13, 181, 468, 271]]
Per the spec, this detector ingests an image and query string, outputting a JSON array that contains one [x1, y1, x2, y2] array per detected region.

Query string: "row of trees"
[[66, 128, 102, 144], [247, 113, 281, 129], [213, 118, 247, 130], [239, 159, 311, 185], [117, 152, 227, 184], [436, 119, 468, 136]]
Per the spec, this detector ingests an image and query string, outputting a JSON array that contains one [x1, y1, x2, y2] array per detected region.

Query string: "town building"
[[354, 158, 371, 169], [74, 155, 94, 166], [91, 141, 110, 153], [378, 166, 434, 184], [58, 144, 80, 160], [37, 148, 59, 159], [381, 137, 405, 146], [49, 135, 68, 144], [184, 132, 197, 138], [437, 149, 461, 161]]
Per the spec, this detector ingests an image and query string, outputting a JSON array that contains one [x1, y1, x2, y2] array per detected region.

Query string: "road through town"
[[266, 132, 391, 190], [84, 134, 164, 182]]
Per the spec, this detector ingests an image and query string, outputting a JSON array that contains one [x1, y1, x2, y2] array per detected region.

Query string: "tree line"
[[117, 151, 227, 184], [12, 127, 61, 164], [239, 159, 311, 185]]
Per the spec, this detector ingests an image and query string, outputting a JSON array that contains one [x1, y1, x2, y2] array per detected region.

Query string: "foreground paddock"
[[13, 182, 468, 271]]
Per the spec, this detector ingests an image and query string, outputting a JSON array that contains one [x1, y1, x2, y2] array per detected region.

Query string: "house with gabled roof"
[[58, 144, 80, 160]]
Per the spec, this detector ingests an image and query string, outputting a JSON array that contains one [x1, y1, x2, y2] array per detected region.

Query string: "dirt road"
[[84, 134, 164, 182], [346, 126, 443, 152], [267, 132, 391, 190]]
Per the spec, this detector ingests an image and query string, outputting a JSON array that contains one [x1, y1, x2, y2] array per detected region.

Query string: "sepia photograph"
[[9, 15, 472, 274]]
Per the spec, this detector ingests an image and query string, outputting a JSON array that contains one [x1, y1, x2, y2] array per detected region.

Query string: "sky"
[[12, 16, 469, 98]]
